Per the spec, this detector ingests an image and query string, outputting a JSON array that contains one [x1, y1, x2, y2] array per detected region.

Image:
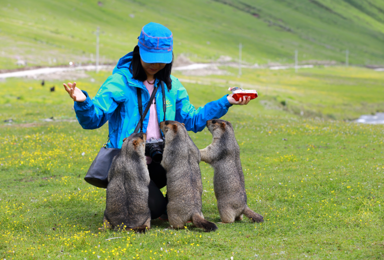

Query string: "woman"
[[63, 22, 252, 219]]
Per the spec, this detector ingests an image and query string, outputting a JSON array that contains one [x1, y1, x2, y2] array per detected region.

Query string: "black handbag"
[[84, 81, 166, 188], [84, 147, 121, 188]]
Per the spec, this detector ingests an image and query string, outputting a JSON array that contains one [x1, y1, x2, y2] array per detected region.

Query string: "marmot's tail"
[[192, 213, 218, 232], [243, 207, 264, 223]]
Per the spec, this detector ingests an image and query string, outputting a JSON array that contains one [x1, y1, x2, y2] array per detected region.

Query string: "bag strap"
[[161, 81, 166, 122], [137, 88, 143, 133], [134, 84, 159, 133]]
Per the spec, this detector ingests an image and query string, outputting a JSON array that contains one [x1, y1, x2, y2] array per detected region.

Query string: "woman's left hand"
[[227, 94, 252, 105]]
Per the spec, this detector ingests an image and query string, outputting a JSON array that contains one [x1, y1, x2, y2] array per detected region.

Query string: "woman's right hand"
[[63, 82, 86, 102]]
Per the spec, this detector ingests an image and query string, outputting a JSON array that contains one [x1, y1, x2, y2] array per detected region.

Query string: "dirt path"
[[0, 65, 113, 79]]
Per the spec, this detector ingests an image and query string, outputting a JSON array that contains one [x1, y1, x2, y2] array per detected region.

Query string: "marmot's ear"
[[172, 124, 178, 133], [220, 122, 226, 130], [181, 123, 185, 126], [123, 137, 127, 142], [133, 140, 138, 148]]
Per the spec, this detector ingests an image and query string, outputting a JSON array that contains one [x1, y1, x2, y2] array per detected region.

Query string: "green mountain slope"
[[0, 0, 383, 70]]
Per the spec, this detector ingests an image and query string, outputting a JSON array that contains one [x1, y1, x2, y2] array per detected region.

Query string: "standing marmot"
[[200, 119, 264, 223], [160, 120, 217, 232], [103, 133, 151, 232]]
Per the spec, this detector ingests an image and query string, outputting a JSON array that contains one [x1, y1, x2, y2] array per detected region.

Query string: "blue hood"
[[112, 52, 145, 89], [113, 52, 133, 75]]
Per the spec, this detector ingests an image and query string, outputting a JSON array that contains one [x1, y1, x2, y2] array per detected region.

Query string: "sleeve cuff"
[[74, 90, 92, 111], [220, 94, 233, 108]]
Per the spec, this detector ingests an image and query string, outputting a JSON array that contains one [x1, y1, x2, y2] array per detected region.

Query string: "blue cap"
[[138, 22, 173, 64]]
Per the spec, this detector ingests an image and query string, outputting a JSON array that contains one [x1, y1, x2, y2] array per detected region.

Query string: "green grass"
[[0, 0, 384, 70], [0, 67, 383, 259]]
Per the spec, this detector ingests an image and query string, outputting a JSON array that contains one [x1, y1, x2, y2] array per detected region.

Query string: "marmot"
[[200, 119, 264, 223], [160, 120, 218, 232], [103, 133, 151, 232]]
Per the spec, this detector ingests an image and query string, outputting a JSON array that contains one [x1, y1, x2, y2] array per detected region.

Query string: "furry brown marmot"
[[200, 119, 264, 223], [160, 120, 218, 232]]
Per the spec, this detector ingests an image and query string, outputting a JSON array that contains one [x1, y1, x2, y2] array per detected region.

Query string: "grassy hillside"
[[0, 0, 384, 70]]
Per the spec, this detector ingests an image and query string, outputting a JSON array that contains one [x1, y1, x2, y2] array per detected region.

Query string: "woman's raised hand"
[[63, 82, 86, 102], [227, 94, 251, 105]]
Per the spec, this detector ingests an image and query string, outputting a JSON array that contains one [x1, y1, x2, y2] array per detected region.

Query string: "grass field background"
[[1, 0, 384, 70], [1, 0, 384, 258], [1, 66, 383, 259]]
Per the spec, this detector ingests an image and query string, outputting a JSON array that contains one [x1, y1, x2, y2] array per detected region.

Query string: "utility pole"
[[345, 50, 349, 67], [295, 50, 298, 73], [96, 26, 100, 73], [238, 43, 242, 77]]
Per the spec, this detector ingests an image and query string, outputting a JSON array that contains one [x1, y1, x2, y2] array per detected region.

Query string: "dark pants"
[[147, 162, 168, 219]]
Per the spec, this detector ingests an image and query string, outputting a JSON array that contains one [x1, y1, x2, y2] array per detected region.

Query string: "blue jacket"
[[74, 52, 232, 148]]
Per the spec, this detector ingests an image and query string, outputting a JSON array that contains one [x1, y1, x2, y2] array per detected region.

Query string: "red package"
[[229, 87, 258, 101]]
